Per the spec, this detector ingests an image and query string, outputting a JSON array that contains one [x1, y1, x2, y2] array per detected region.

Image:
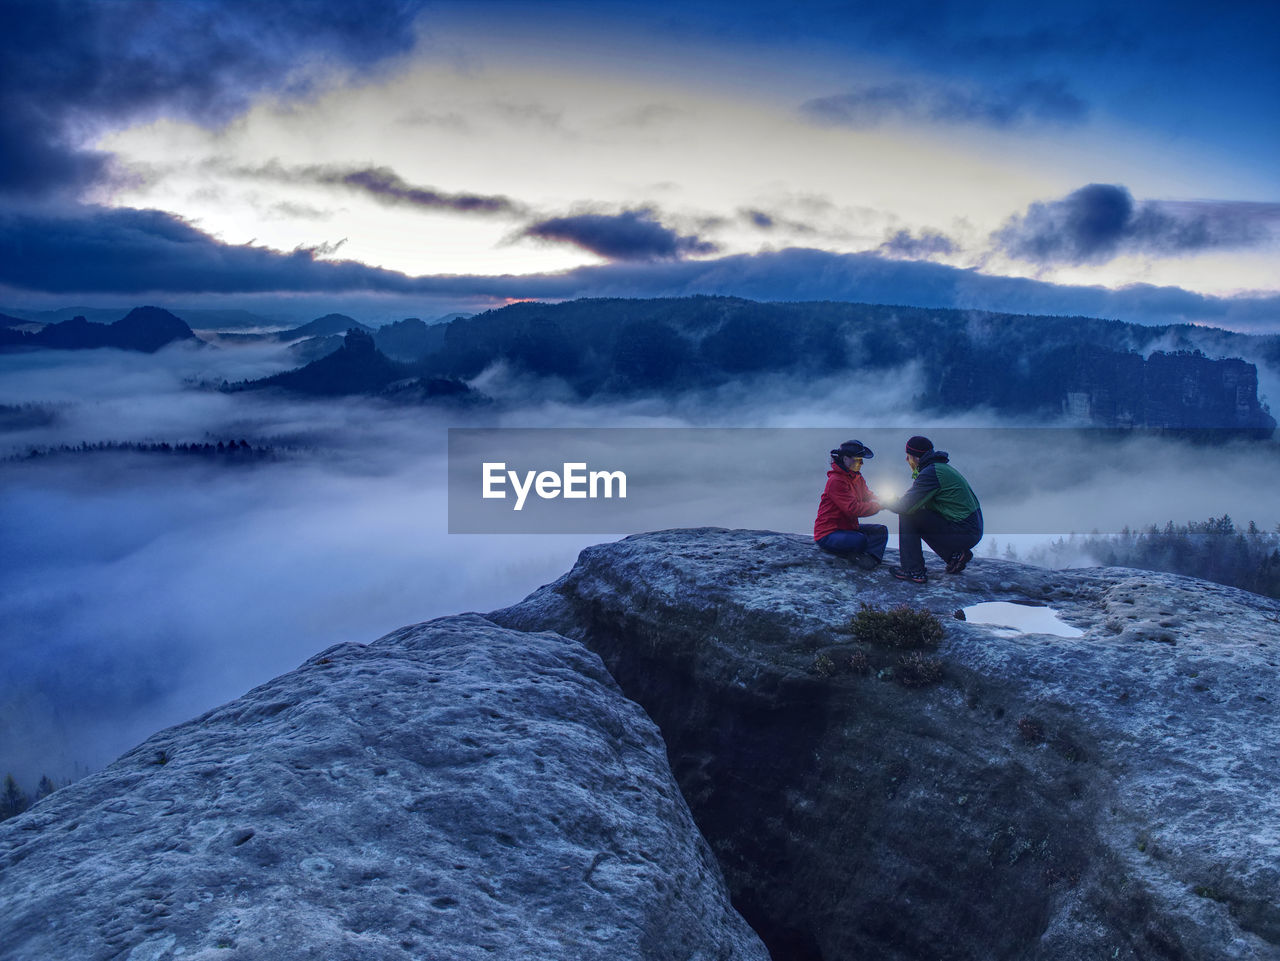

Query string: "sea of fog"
[[3, 340, 1279, 786]]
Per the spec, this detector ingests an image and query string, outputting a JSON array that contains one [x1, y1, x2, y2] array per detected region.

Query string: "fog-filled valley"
[[3, 298, 1280, 793], [0, 336, 599, 790]]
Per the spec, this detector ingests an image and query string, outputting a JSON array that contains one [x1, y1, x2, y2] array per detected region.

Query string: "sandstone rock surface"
[[493, 529, 1280, 961], [0, 614, 767, 961]]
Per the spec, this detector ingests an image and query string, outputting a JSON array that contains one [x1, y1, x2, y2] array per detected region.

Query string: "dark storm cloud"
[[0, 0, 424, 197], [879, 228, 957, 258], [520, 209, 720, 261], [226, 161, 528, 216], [0, 205, 425, 294], [1160, 200, 1280, 238], [993, 184, 1280, 265], [802, 78, 1087, 129], [737, 207, 822, 236], [335, 167, 521, 214]]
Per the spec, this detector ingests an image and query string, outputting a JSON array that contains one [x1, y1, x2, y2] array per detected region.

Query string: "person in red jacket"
[[814, 439, 888, 570]]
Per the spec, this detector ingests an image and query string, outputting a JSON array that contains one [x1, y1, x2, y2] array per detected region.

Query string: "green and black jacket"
[[897, 450, 981, 526]]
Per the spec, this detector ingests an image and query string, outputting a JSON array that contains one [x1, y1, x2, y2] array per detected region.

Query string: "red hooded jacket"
[[814, 465, 880, 541]]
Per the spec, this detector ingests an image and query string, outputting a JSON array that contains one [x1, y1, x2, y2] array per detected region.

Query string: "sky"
[[0, 0, 1277, 327]]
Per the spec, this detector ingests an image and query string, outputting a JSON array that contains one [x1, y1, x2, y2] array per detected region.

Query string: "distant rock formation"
[[494, 529, 1280, 960], [280, 313, 375, 341], [211, 314, 374, 347], [286, 332, 344, 365], [1141, 351, 1268, 430], [1, 306, 279, 329], [254, 328, 406, 395], [110, 306, 201, 352], [236, 328, 479, 401], [281, 319, 448, 366], [0, 614, 767, 961], [943, 344, 1272, 432], [0, 306, 198, 353]]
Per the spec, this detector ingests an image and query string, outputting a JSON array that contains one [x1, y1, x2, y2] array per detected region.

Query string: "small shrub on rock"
[[895, 652, 943, 687], [851, 603, 944, 650], [848, 649, 871, 675], [1017, 716, 1046, 744], [811, 652, 836, 678]]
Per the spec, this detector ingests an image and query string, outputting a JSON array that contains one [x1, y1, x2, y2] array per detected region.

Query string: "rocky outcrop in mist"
[[232, 328, 477, 401], [0, 614, 766, 961], [214, 314, 375, 346], [3, 529, 1279, 961]]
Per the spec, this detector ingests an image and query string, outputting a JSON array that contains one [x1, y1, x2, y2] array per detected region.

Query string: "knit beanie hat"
[[905, 435, 933, 457]]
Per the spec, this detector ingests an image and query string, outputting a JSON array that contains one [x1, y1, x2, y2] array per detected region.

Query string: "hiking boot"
[[890, 566, 927, 584], [946, 549, 974, 574], [853, 552, 881, 570]]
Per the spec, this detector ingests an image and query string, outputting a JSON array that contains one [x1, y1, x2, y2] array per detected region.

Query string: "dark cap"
[[831, 439, 874, 460], [905, 435, 933, 457]]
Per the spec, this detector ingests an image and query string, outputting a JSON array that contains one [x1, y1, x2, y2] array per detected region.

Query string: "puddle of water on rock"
[[962, 601, 1085, 638]]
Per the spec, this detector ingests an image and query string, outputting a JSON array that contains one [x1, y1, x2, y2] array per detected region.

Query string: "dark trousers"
[[817, 524, 889, 561], [898, 508, 982, 572]]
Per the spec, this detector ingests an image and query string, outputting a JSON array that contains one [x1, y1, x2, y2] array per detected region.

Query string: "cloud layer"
[[521, 209, 719, 261], [803, 78, 1087, 129], [993, 184, 1280, 264], [224, 161, 528, 217], [879, 228, 958, 259], [3, 204, 1278, 330]]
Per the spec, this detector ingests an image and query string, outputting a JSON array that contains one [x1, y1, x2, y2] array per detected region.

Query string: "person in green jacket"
[[884, 435, 982, 584]]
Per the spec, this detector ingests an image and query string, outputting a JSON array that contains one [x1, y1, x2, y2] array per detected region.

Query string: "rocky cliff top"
[[0, 613, 766, 961], [3, 528, 1278, 961], [495, 529, 1280, 960]]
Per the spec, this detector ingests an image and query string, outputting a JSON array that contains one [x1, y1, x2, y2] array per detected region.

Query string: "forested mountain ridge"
[[418, 297, 1274, 430], [0, 306, 198, 353], [215, 296, 1274, 430]]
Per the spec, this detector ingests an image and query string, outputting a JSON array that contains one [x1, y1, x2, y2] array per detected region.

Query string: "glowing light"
[[871, 479, 900, 503]]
